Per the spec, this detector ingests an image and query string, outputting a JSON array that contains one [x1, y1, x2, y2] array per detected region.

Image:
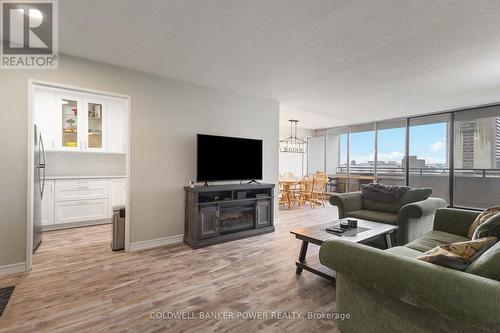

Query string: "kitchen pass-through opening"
[[26, 81, 131, 272]]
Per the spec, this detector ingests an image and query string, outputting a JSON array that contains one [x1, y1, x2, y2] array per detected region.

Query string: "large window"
[[409, 114, 451, 203], [312, 106, 500, 209], [348, 124, 375, 191], [453, 106, 500, 209], [349, 124, 375, 174], [376, 120, 406, 185]]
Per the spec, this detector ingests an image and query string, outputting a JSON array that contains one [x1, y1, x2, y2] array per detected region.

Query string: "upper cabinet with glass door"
[[85, 97, 107, 152], [58, 93, 83, 151], [33, 86, 126, 154]]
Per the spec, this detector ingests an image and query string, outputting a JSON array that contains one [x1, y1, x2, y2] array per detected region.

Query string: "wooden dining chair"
[[296, 174, 314, 208], [278, 181, 288, 207], [311, 173, 328, 207]]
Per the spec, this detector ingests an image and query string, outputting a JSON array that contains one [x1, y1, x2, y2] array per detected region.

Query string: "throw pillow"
[[361, 184, 432, 214], [467, 205, 500, 239], [417, 237, 497, 271], [472, 213, 500, 239], [466, 240, 500, 280], [361, 183, 410, 203]]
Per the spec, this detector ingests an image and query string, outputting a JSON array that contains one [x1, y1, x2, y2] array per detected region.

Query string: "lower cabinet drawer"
[[55, 179, 108, 201], [55, 199, 109, 224]]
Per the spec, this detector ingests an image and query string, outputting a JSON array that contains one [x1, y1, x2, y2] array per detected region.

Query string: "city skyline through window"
[[347, 122, 448, 167]]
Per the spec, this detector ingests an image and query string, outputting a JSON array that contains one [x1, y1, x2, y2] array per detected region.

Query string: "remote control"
[[326, 227, 345, 234]]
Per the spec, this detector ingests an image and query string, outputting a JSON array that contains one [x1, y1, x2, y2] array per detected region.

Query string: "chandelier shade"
[[279, 120, 307, 153]]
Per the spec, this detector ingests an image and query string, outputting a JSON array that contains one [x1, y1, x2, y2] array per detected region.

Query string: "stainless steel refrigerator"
[[33, 125, 46, 252]]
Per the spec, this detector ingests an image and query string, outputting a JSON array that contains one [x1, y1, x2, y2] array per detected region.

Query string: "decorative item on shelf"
[[89, 104, 102, 119], [279, 119, 307, 153], [189, 181, 195, 188], [63, 119, 76, 133]]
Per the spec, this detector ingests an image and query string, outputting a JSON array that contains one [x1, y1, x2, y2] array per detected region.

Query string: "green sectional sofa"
[[329, 188, 447, 246], [319, 208, 500, 333]]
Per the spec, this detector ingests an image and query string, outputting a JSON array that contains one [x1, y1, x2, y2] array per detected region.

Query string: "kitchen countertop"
[[46, 175, 126, 180]]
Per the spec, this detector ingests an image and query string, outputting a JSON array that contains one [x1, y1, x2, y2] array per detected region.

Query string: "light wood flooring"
[[0, 206, 341, 333]]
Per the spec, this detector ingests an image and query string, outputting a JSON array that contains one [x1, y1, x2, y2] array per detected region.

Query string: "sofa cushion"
[[405, 230, 469, 252], [346, 209, 398, 225], [361, 186, 432, 213], [417, 237, 497, 271], [466, 240, 500, 280], [386, 246, 423, 258]]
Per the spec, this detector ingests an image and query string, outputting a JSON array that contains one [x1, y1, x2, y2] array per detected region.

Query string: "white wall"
[[278, 126, 313, 178], [307, 136, 326, 174], [0, 55, 279, 267], [325, 133, 340, 174]]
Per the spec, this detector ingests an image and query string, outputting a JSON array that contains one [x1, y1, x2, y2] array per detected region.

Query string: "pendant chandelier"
[[280, 120, 307, 153]]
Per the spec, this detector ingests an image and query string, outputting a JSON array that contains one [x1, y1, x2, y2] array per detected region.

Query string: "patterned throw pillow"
[[467, 205, 500, 239], [417, 237, 497, 271], [472, 213, 500, 239]]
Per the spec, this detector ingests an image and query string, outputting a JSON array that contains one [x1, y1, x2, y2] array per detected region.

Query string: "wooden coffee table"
[[290, 219, 398, 282]]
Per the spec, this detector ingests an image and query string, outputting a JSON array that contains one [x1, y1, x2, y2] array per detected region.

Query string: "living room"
[[0, 1, 499, 332]]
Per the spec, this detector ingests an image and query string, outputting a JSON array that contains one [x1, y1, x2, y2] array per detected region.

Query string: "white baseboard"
[[129, 234, 184, 252], [0, 262, 26, 277], [41, 218, 111, 232]]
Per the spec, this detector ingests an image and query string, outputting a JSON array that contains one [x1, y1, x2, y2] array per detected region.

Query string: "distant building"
[[402, 156, 426, 169], [369, 160, 398, 166], [454, 117, 500, 169]]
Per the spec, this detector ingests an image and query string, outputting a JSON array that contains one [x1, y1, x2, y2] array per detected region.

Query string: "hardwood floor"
[[0, 206, 341, 333]]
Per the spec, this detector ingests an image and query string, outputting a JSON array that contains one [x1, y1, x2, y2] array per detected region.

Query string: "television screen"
[[197, 134, 263, 182]]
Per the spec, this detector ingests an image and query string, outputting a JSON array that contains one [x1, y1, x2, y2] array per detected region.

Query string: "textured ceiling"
[[59, 1, 500, 129]]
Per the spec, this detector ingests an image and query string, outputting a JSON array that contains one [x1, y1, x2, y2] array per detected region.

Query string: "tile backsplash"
[[46, 151, 126, 177]]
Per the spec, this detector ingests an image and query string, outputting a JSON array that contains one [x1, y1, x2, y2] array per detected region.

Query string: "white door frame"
[[26, 79, 132, 272]]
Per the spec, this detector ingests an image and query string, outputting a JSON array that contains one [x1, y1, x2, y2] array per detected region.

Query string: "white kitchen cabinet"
[[55, 179, 108, 202], [107, 99, 127, 153], [55, 199, 109, 224], [34, 88, 57, 150], [41, 180, 55, 226], [45, 177, 127, 228], [33, 86, 126, 153], [109, 178, 126, 217]]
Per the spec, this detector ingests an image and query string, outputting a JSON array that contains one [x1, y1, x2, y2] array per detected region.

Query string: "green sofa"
[[329, 188, 447, 246], [319, 208, 500, 333]]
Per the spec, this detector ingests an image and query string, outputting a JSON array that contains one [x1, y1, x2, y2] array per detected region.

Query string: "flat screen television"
[[197, 134, 263, 182]]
